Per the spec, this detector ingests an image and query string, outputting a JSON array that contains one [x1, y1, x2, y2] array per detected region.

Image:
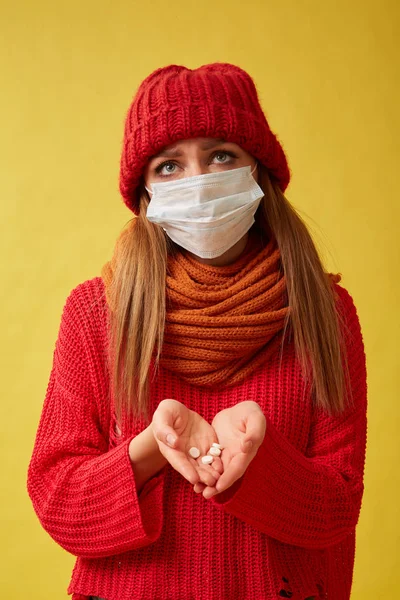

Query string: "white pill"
[[201, 455, 214, 465], [208, 447, 221, 457], [212, 443, 223, 450], [189, 447, 200, 459]]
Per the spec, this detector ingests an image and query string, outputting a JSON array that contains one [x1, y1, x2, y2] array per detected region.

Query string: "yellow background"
[[2, 0, 398, 597]]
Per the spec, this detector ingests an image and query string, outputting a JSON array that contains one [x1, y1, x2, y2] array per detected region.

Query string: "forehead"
[[150, 137, 233, 160]]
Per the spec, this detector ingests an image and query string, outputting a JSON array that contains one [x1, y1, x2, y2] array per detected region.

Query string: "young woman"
[[27, 62, 368, 600]]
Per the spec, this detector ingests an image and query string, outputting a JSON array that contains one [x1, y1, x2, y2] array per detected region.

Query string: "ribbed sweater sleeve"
[[27, 284, 165, 559], [212, 284, 368, 550]]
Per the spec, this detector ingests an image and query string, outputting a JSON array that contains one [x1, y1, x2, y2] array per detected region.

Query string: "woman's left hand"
[[193, 401, 266, 499]]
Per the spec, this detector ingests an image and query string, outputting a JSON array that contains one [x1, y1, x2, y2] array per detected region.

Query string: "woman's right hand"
[[151, 399, 223, 487]]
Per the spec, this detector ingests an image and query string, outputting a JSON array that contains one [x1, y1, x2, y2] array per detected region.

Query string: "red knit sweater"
[[27, 277, 368, 600]]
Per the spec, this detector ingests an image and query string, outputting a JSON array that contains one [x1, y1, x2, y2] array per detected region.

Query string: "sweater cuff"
[[43, 438, 166, 558], [210, 415, 308, 515], [106, 438, 165, 548], [211, 415, 312, 513]]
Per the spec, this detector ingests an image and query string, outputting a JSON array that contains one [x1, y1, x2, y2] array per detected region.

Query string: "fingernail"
[[166, 433, 176, 446]]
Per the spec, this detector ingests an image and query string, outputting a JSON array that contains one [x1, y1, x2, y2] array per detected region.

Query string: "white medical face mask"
[[145, 163, 264, 259]]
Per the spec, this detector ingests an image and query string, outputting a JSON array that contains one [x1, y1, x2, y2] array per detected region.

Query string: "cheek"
[[141, 172, 151, 191]]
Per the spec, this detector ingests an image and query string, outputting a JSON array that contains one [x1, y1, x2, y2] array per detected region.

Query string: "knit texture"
[[27, 277, 368, 600], [119, 63, 291, 214]]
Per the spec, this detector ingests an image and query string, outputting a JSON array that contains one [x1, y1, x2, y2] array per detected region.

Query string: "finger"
[[170, 453, 200, 485], [241, 410, 266, 453], [152, 400, 184, 448], [196, 456, 223, 484], [204, 460, 222, 480], [202, 485, 219, 500], [210, 456, 224, 474], [193, 482, 206, 494], [241, 439, 253, 453], [215, 453, 249, 493], [152, 418, 179, 448], [196, 466, 218, 487]]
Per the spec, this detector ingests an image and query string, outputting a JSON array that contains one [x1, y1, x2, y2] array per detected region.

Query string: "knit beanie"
[[119, 62, 291, 215]]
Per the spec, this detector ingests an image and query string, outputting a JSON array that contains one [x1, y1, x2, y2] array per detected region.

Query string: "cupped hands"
[[151, 399, 266, 499]]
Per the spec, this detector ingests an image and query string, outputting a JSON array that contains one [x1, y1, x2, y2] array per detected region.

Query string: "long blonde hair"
[[106, 163, 352, 424]]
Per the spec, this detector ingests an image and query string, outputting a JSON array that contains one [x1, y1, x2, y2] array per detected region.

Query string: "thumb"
[[153, 422, 178, 448], [242, 439, 254, 453], [241, 410, 266, 453], [152, 403, 179, 448], [160, 427, 178, 448]]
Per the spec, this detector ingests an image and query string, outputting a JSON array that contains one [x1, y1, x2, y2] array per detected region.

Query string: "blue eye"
[[154, 149, 238, 178], [213, 151, 235, 163], [155, 161, 176, 176]]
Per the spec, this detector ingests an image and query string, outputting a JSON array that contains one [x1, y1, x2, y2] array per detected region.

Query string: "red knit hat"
[[119, 62, 291, 215]]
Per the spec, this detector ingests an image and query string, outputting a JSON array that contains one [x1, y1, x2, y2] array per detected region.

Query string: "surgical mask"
[[145, 163, 264, 259]]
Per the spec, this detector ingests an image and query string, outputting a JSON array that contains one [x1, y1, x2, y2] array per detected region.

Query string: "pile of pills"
[[189, 443, 223, 465]]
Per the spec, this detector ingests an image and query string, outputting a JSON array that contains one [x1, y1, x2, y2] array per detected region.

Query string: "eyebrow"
[[151, 138, 227, 160]]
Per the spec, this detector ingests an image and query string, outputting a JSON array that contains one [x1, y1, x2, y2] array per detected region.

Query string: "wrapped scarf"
[[101, 220, 340, 387], [160, 229, 288, 386]]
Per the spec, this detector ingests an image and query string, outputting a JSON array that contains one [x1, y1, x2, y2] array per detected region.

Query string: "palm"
[[152, 399, 223, 487], [213, 409, 249, 454]]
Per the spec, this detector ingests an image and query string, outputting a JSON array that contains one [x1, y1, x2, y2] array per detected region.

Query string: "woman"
[[27, 62, 368, 600]]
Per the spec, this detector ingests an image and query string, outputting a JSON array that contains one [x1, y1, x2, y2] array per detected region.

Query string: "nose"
[[184, 162, 211, 177]]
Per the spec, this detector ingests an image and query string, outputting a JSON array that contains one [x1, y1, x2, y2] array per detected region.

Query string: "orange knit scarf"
[[101, 221, 293, 387], [161, 229, 289, 386]]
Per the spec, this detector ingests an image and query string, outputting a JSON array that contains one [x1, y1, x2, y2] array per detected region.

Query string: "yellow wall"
[[2, 0, 398, 597]]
